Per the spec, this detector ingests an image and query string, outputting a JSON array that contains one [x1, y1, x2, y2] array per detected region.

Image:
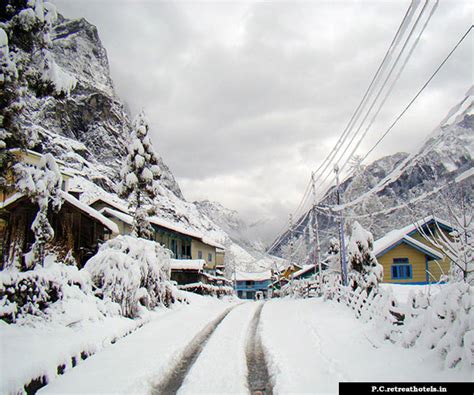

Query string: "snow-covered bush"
[[0, 255, 104, 324], [400, 282, 472, 369], [85, 236, 175, 318], [347, 221, 383, 294]]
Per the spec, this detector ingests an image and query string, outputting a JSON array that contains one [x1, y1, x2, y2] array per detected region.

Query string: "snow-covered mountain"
[[1, 4, 277, 273], [194, 200, 268, 253], [269, 97, 474, 257]]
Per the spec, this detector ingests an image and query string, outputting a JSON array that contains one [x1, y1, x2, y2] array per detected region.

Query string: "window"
[[393, 257, 409, 264], [198, 250, 203, 259], [391, 258, 412, 279], [208, 253, 213, 262], [170, 239, 177, 257]]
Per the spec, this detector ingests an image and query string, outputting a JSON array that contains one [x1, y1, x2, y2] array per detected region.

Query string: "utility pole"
[[311, 172, 323, 295], [289, 213, 295, 287], [334, 164, 348, 286]]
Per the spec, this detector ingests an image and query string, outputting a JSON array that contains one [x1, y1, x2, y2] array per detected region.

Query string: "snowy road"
[[39, 297, 470, 394]]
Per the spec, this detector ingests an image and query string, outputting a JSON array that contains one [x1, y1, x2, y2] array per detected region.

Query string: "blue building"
[[235, 271, 272, 300]]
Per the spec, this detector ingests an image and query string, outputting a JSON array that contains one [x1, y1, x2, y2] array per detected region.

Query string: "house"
[[373, 216, 454, 284], [0, 151, 119, 268], [292, 264, 318, 280], [169, 259, 208, 285], [235, 270, 272, 299], [280, 263, 303, 280], [97, 204, 225, 270]]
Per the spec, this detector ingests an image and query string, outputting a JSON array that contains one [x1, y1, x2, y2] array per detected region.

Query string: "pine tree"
[[347, 221, 383, 294], [119, 111, 161, 240]]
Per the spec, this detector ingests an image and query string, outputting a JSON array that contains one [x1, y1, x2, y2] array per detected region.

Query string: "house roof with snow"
[[235, 270, 272, 282], [373, 216, 452, 261], [87, 195, 129, 214], [8, 148, 74, 178], [292, 264, 317, 279], [61, 192, 119, 235], [170, 259, 205, 271], [0, 191, 119, 235], [100, 207, 225, 250]]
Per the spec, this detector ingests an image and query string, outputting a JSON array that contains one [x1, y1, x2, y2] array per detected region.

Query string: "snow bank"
[[85, 235, 175, 317], [400, 282, 473, 369], [260, 298, 471, 394], [322, 279, 473, 370], [178, 282, 234, 298]]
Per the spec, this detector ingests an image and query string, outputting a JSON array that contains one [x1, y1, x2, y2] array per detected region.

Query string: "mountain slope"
[[269, 97, 474, 257], [1, 3, 273, 273]]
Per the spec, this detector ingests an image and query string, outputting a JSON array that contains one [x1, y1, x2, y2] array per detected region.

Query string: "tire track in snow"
[[150, 305, 237, 395], [246, 302, 273, 395]]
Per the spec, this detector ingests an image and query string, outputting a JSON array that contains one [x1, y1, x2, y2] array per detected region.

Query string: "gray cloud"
[[54, 0, 472, 243]]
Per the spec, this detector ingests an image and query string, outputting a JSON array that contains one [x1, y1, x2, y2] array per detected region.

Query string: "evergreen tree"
[[15, 153, 63, 268], [119, 111, 161, 239], [347, 221, 383, 294]]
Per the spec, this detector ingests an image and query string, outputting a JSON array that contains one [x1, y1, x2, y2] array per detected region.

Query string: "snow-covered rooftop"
[[101, 207, 225, 250], [292, 264, 316, 279], [87, 195, 129, 214], [235, 270, 272, 282], [373, 216, 449, 259], [170, 259, 205, 271], [0, 191, 119, 235], [61, 192, 119, 235]]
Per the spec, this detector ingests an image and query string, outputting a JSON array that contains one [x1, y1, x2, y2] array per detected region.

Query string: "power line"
[[313, 0, 433, 199], [359, 24, 473, 164], [338, 0, 438, 176], [315, 25, 473, 215], [309, 0, 421, 193]]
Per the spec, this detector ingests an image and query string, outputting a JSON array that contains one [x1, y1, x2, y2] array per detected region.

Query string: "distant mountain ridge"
[[269, 98, 474, 257]]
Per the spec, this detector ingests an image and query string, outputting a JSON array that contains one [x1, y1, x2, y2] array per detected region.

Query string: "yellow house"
[[95, 200, 225, 270], [374, 216, 454, 284]]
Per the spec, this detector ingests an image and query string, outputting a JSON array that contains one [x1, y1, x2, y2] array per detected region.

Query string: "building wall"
[[191, 239, 216, 269], [378, 243, 429, 284], [216, 250, 225, 267], [409, 230, 451, 282], [236, 279, 270, 299]]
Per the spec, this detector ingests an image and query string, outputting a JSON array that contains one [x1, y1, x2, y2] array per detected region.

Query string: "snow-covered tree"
[[85, 235, 174, 318], [325, 237, 341, 274], [1, 1, 68, 186], [347, 221, 383, 294], [119, 111, 161, 239], [418, 180, 473, 284], [14, 153, 63, 268]]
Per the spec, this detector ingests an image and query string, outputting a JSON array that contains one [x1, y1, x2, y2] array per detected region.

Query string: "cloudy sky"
[[55, 0, 472, 242]]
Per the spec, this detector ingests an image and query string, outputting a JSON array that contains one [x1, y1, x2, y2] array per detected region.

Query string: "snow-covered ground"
[[178, 302, 258, 394], [3, 294, 470, 394], [260, 298, 471, 394], [38, 295, 237, 394]]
